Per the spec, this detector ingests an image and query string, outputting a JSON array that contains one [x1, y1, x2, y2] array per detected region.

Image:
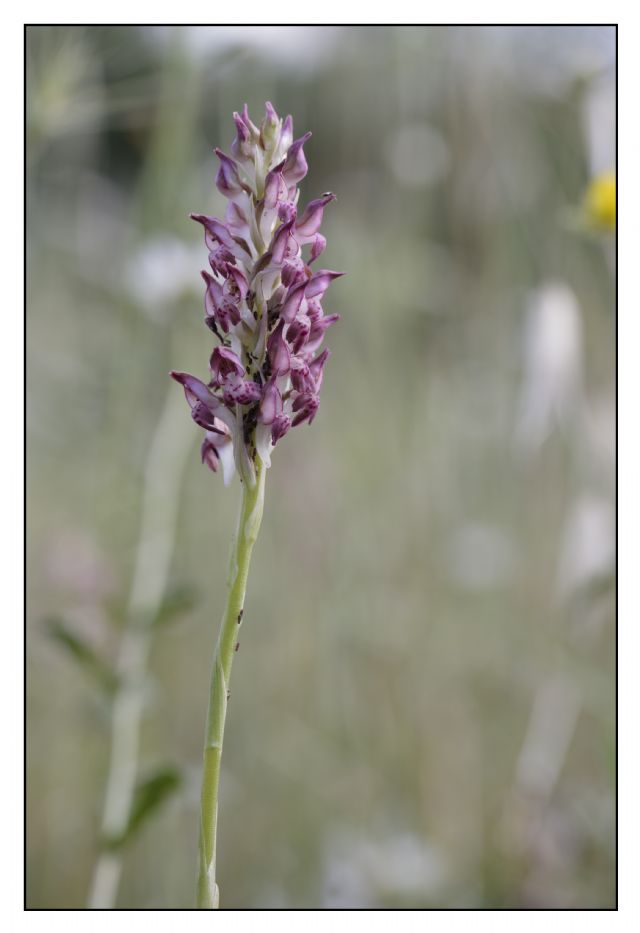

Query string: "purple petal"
[[308, 348, 330, 392], [278, 201, 297, 224], [281, 280, 307, 323], [223, 378, 262, 406], [308, 234, 326, 264], [264, 161, 287, 210], [191, 213, 236, 251], [209, 346, 245, 385], [290, 357, 312, 393], [208, 244, 235, 275], [225, 264, 249, 300], [171, 371, 219, 410], [240, 104, 258, 132], [311, 314, 340, 338], [214, 148, 245, 200], [201, 436, 220, 472], [191, 401, 220, 430], [282, 132, 312, 187], [305, 269, 345, 300], [304, 314, 340, 356], [270, 219, 297, 265], [231, 111, 251, 160], [304, 314, 340, 361], [225, 199, 250, 235], [200, 424, 234, 472], [267, 321, 291, 376], [295, 193, 335, 239], [281, 258, 307, 288], [286, 315, 311, 354], [306, 298, 323, 323], [202, 270, 223, 313], [291, 393, 320, 427], [258, 381, 283, 425], [271, 413, 292, 444]]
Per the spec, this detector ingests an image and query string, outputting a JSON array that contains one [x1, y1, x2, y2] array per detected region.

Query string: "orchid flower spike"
[[171, 103, 343, 486]]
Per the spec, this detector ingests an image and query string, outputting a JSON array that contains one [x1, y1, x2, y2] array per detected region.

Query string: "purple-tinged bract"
[[172, 103, 343, 485]]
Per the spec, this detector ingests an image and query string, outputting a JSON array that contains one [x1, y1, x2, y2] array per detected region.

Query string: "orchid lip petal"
[[286, 315, 311, 354], [271, 413, 292, 444], [223, 379, 262, 405], [225, 264, 249, 299], [291, 394, 320, 427], [209, 346, 246, 385], [201, 435, 220, 472]]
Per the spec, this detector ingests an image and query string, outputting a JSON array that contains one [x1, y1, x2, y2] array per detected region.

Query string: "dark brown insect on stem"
[[237, 609, 244, 624]]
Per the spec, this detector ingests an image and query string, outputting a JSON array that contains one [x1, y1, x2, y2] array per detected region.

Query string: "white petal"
[[218, 441, 237, 487], [255, 422, 273, 468]]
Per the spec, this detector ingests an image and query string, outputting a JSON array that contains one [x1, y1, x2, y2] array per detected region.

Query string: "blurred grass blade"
[[104, 767, 181, 851], [152, 582, 199, 627], [45, 617, 118, 694]]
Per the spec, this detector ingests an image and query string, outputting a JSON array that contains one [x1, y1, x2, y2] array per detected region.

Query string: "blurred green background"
[[26, 25, 616, 909]]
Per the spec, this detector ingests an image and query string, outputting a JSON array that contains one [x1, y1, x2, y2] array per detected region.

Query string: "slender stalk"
[[197, 460, 266, 908], [87, 388, 193, 909]]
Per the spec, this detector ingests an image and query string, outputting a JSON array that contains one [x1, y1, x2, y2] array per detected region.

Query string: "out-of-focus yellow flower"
[[582, 172, 616, 231]]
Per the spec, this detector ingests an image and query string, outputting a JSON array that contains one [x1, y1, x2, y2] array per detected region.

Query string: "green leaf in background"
[[104, 767, 182, 851], [105, 583, 199, 631], [152, 582, 200, 627], [581, 570, 616, 602], [44, 617, 118, 695]]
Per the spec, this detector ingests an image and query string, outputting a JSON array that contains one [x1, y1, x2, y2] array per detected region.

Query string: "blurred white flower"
[[143, 26, 339, 72], [556, 495, 614, 598], [125, 237, 201, 321], [582, 73, 616, 177], [495, 26, 615, 97], [322, 830, 447, 907], [514, 282, 584, 455], [515, 675, 581, 799]]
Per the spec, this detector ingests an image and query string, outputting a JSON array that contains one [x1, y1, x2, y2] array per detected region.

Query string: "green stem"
[[197, 461, 266, 908], [87, 387, 193, 909]]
